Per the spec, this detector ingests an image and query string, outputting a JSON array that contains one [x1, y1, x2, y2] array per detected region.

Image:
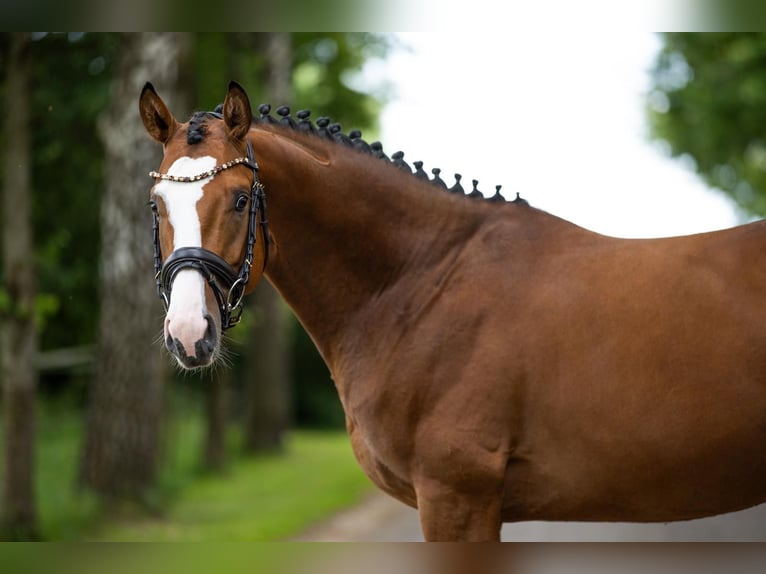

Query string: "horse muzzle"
[[158, 248, 246, 369], [165, 310, 218, 368]]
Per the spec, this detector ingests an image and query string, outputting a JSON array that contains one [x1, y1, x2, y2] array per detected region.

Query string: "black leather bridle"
[[149, 138, 269, 331]]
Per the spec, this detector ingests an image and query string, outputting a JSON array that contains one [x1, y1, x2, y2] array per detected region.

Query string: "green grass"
[[33, 401, 100, 540], [2, 397, 373, 541], [91, 431, 374, 541]]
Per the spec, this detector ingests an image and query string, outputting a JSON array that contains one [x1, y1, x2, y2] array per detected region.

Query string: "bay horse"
[[140, 81, 766, 541]]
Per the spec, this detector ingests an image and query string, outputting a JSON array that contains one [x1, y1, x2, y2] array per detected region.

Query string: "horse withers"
[[141, 81, 766, 541]]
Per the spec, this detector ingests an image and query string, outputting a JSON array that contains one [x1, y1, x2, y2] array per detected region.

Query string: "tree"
[[79, 33, 191, 502], [241, 33, 294, 453], [1, 32, 39, 540], [648, 33, 766, 215], [29, 33, 117, 358]]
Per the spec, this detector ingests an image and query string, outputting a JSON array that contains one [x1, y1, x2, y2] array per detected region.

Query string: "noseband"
[[149, 138, 269, 331]]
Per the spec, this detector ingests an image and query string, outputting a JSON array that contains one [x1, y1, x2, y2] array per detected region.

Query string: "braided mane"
[[191, 104, 530, 206], [187, 111, 216, 144]]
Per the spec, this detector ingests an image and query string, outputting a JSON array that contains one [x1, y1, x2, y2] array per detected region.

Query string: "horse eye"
[[235, 193, 249, 212]]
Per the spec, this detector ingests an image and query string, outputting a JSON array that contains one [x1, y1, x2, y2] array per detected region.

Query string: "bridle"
[[149, 136, 269, 331]]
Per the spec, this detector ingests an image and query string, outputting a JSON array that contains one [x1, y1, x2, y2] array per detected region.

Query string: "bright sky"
[[367, 32, 745, 239]]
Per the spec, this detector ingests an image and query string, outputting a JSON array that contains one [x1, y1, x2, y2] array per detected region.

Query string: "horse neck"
[[250, 126, 487, 368]]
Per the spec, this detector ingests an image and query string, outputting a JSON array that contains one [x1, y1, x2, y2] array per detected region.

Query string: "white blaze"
[[154, 156, 217, 351]]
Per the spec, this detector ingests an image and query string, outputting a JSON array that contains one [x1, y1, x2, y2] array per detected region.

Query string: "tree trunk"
[[0, 32, 39, 540], [243, 282, 292, 452], [242, 33, 293, 453], [79, 33, 190, 503], [203, 372, 229, 471]]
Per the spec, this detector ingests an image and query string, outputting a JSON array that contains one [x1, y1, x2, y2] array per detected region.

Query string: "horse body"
[[501, 224, 766, 523], [141, 82, 766, 541]]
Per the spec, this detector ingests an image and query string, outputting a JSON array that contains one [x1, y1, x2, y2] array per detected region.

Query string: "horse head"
[[139, 81, 268, 369]]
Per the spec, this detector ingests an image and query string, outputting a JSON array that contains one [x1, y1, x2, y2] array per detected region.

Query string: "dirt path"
[[293, 492, 424, 541], [294, 492, 766, 542]]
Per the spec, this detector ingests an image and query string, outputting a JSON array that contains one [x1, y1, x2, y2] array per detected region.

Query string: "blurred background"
[[0, 32, 765, 543]]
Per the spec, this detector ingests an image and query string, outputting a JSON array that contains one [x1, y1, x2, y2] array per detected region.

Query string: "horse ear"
[[222, 81, 253, 141], [139, 82, 178, 144]]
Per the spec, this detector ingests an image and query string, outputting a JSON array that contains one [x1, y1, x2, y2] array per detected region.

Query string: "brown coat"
[[142, 82, 766, 541]]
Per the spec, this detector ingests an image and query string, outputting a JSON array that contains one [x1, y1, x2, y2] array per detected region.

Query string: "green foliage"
[[292, 33, 393, 135], [33, 292, 60, 331], [34, 401, 101, 538], [0, 288, 58, 328], [0, 287, 9, 314], [27, 33, 118, 349], [291, 318, 346, 429], [92, 430, 372, 541], [191, 33, 392, 135], [648, 33, 766, 215]]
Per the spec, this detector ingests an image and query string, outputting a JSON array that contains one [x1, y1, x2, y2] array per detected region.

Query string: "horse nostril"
[[167, 337, 190, 362], [198, 340, 215, 356], [199, 333, 215, 355], [203, 314, 216, 344]]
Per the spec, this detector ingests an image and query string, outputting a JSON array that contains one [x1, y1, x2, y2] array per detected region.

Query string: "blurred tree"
[[202, 372, 229, 472], [648, 33, 766, 215], [241, 33, 294, 454], [79, 33, 191, 503], [291, 33, 392, 130], [1, 32, 39, 540], [29, 33, 117, 358]]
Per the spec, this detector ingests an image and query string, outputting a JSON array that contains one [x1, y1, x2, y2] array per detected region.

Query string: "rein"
[[149, 137, 269, 331]]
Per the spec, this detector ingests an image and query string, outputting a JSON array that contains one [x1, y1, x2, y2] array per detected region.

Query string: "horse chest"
[[346, 410, 418, 508]]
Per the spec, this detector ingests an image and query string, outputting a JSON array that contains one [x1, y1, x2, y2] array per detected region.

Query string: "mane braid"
[[187, 111, 221, 145], [210, 102, 531, 207]]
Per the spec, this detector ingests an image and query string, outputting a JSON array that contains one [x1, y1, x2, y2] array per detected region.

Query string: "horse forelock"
[[187, 111, 218, 145]]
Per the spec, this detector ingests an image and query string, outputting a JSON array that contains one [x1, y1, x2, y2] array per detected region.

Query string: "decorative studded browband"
[[149, 156, 255, 183]]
